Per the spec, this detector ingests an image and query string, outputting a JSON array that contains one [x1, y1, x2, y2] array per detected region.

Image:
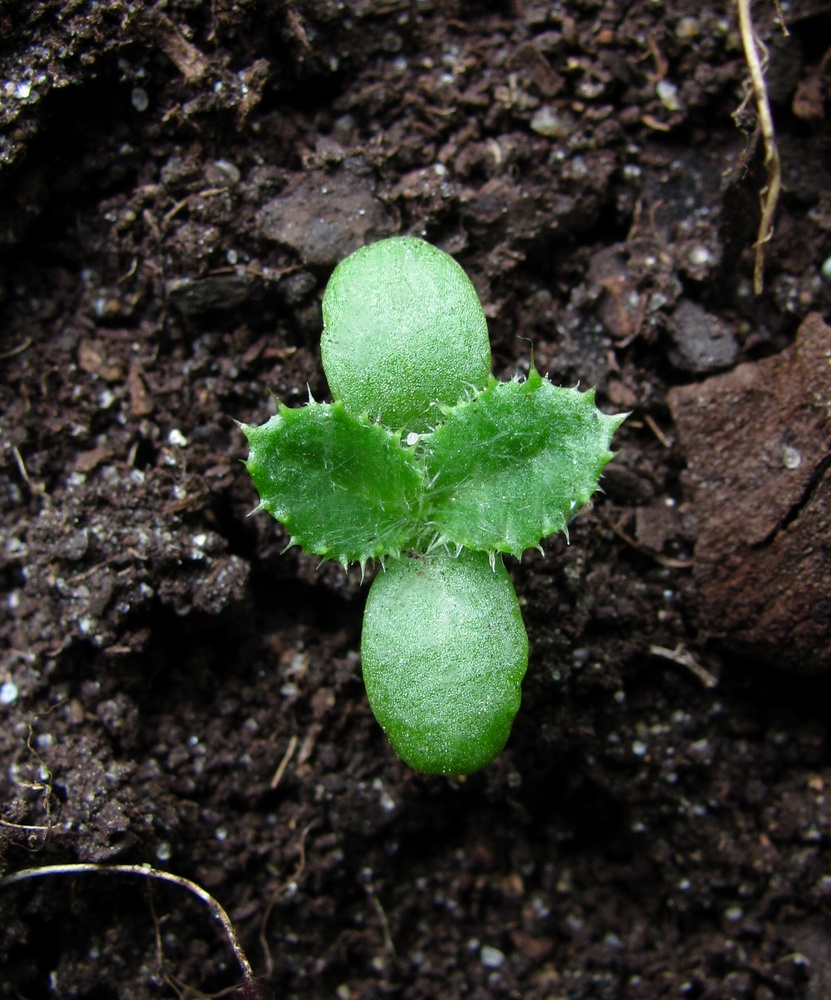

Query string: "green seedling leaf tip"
[[321, 237, 492, 433]]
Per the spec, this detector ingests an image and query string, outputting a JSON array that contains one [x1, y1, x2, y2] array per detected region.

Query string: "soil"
[[2, 2, 831, 998]]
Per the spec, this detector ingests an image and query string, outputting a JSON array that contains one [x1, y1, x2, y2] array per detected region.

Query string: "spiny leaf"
[[242, 401, 423, 565], [422, 369, 626, 558]]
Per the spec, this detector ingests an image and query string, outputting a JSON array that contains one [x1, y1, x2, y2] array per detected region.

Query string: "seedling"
[[242, 237, 625, 775]]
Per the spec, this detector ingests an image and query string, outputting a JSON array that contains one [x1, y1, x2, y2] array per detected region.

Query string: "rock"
[[667, 299, 739, 373], [166, 273, 255, 316], [668, 313, 831, 672], [256, 162, 395, 267], [635, 502, 682, 552]]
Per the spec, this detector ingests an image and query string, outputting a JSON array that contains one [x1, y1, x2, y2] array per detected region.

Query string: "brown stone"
[[668, 313, 831, 672], [256, 163, 395, 268]]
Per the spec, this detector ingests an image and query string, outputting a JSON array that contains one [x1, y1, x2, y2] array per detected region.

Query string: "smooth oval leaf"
[[242, 401, 422, 566], [361, 548, 529, 775], [423, 370, 626, 558], [321, 236, 491, 433]]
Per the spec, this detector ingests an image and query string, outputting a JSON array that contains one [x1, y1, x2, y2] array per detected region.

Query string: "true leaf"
[[422, 369, 626, 558], [242, 401, 423, 567]]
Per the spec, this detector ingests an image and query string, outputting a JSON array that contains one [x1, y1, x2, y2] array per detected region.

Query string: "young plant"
[[242, 237, 625, 775]]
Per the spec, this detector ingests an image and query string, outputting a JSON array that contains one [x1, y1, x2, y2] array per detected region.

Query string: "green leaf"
[[242, 401, 423, 567], [422, 369, 626, 558], [321, 237, 491, 433], [361, 548, 528, 775]]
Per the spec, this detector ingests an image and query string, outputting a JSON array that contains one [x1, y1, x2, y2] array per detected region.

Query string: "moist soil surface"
[[2, 2, 831, 998]]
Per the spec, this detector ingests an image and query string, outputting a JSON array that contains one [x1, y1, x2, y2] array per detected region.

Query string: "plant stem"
[[0, 862, 254, 982], [736, 0, 782, 295]]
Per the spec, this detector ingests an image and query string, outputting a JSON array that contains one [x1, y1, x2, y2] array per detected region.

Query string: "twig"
[[0, 337, 32, 360], [163, 188, 228, 226], [643, 414, 672, 449], [270, 734, 298, 790], [649, 643, 719, 688], [0, 863, 254, 982], [369, 891, 396, 959], [259, 820, 314, 977], [12, 446, 31, 487], [0, 819, 51, 832], [599, 510, 692, 570], [736, 0, 782, 294]]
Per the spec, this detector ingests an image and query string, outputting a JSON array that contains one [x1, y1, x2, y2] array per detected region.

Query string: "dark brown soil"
[[2, 2, 831, 998]]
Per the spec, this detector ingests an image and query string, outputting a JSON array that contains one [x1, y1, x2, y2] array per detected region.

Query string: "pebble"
[[167, 428, 188, 447], [0, 679, 19, 705], [480, 945, 505, 969], [530, 105, 573, 138], [676, 16, 700, 39], [131, 87, 149, 112], [667, 300, 739, 373]]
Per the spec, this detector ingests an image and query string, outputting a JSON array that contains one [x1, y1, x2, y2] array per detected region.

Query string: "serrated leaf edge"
[[244, 400, 423, 568], [242, 372, 627, 567], [418, 369, 627, 559]]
